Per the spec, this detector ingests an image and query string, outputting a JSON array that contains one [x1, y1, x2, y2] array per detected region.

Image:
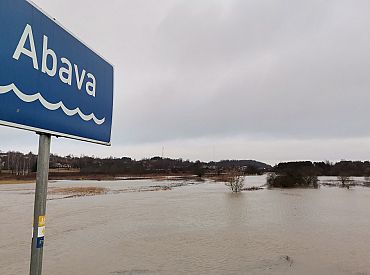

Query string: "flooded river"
[[1, 176, 370, 274]]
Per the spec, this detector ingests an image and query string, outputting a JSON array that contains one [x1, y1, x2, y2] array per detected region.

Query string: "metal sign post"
[[30, 134, 51, 275]]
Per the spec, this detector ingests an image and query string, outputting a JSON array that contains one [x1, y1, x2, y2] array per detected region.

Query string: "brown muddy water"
[[1, 176, 370, 275]]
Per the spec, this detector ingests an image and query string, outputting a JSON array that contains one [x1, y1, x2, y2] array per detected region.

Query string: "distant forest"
[[0, 151, 270, 177], [273, 161, 370, 177], [1, 150, 370, 178]]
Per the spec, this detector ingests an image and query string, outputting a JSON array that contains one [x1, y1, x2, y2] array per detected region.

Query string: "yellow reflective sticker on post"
[[37, 226, 45, 237], [38, 216, 45, 227]]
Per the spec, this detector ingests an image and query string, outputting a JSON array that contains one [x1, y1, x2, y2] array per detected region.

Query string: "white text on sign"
[[13, 24, 96, 97]]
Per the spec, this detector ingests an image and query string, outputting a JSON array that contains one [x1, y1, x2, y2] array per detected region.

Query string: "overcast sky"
[[2, 0, 370, 164]]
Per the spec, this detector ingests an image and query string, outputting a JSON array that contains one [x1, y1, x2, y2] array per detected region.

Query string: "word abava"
[[13, 24, 96, 97]]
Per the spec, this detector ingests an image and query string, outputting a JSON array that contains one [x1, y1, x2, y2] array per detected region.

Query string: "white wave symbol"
[[0, 83, 105, 125]]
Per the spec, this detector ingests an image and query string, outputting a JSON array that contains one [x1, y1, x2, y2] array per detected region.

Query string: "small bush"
[[225, 170, 245, 193]]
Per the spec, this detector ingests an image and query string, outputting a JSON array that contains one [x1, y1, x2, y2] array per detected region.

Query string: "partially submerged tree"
[[225, 170, 245, 193], [267, 162, 319, 188], [338, 174, 351, 188], [302, 175, 319, 189]]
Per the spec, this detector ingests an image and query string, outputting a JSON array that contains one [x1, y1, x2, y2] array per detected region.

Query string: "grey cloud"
[[3, 0, 370, 161], [120, 0, 370, 143]]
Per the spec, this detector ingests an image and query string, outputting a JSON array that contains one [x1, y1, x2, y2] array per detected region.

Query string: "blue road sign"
[[0, 0, 114, 145]]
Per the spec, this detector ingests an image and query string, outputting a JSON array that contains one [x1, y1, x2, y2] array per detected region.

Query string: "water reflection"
[[224, 192, 248, 228]]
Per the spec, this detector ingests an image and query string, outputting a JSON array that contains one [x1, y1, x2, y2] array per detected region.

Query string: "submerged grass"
[[0, 179, 34, 185], [49, 187, 108, 197]]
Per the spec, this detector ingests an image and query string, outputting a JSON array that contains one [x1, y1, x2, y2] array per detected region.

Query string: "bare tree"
[[225, 170, 245, 193], [302, 175, 319, 188], [338, 174, 350, 188]]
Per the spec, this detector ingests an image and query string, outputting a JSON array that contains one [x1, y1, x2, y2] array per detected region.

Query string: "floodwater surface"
[[1, 176, 370, 274]]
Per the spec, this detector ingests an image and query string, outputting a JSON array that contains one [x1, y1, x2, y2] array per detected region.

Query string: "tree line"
[[2, 150, 370, 180], [273, 161, 370, 177], [268, 161, 370, 188], [0, 151, 270, 177]]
